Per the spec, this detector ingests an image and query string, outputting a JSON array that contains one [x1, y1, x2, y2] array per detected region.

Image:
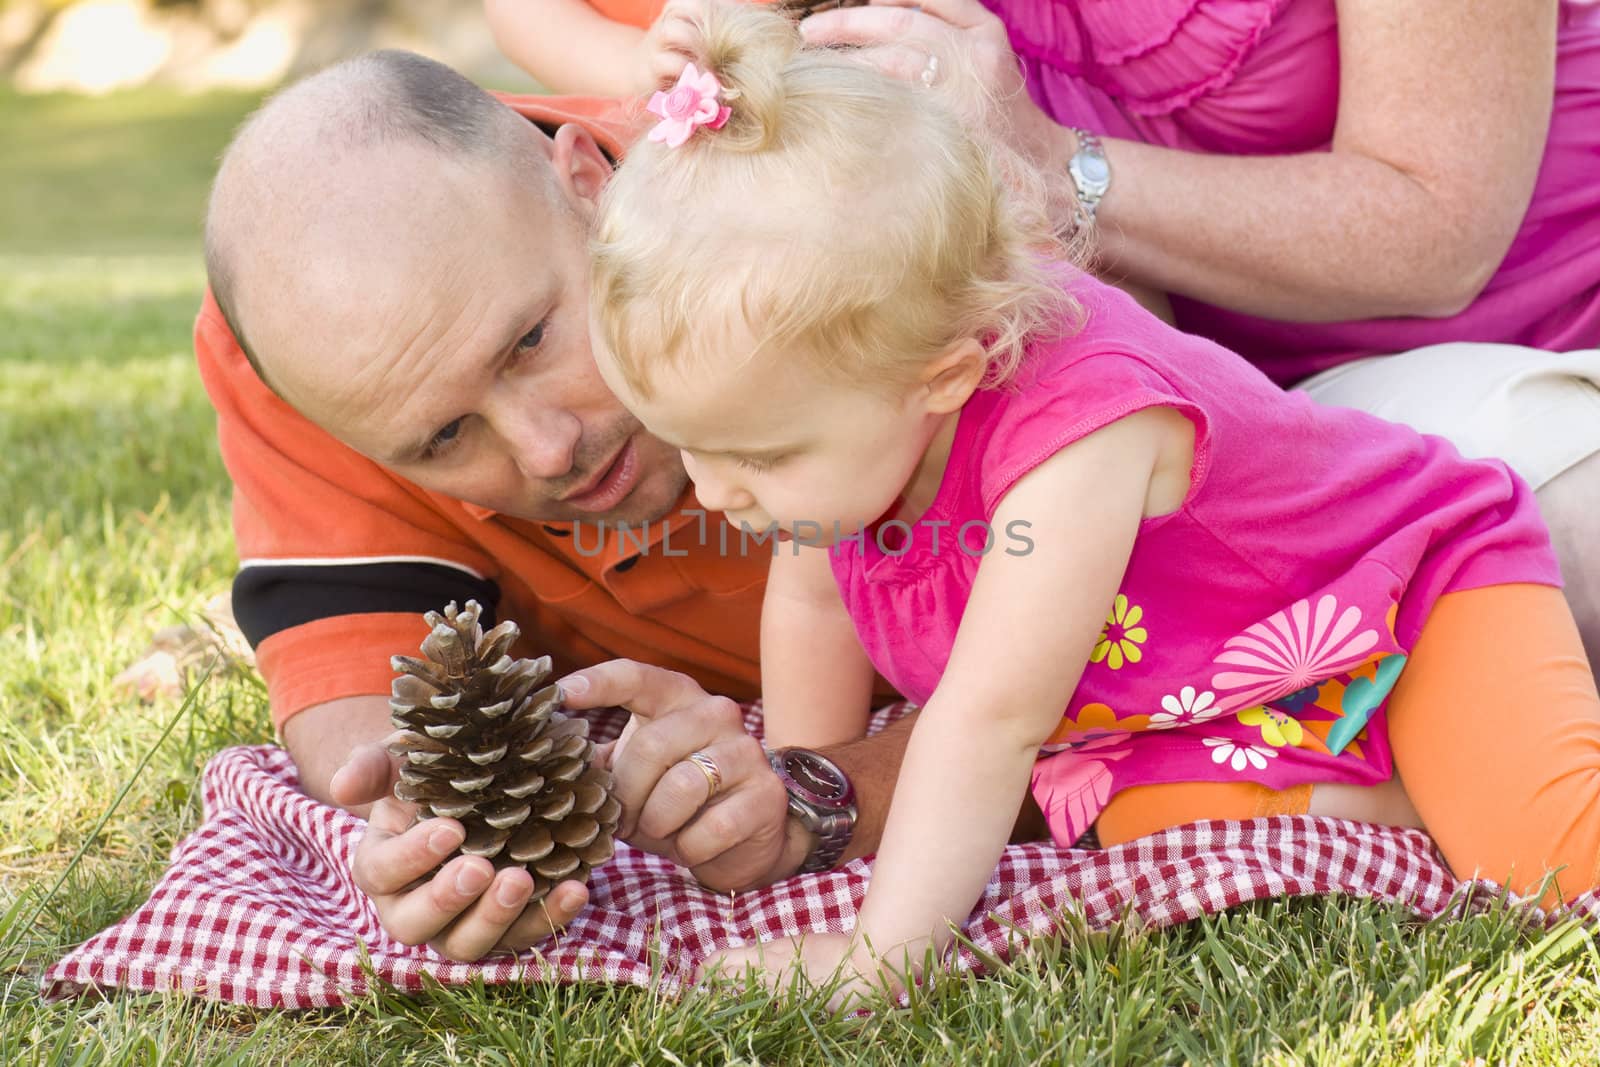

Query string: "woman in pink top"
[[797, 0, 1600, 669], [589, 6, 1600, 1004]]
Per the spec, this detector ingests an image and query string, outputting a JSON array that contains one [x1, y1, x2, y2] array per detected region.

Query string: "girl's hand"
[[703, 932, 905, 1011], [798, 0, 1074, 173], [635, 0, 733, 92]]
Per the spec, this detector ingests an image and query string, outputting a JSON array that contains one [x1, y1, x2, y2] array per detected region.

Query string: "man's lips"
[[561, 437, 639, 512]]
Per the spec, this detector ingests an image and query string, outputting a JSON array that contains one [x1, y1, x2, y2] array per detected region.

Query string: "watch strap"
[[768, 747, 857, 875], [1066, 127, 1110, 220]]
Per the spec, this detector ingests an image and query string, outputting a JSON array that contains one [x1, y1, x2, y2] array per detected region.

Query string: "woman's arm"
[[485, 0, 649, 97], [760, 544, 877, 749], [1093, 0, 1558, 321], [804, 0, 1559, 321]]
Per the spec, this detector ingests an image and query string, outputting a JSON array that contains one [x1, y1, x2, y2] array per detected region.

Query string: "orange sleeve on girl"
[[587, 0, 666, 28]]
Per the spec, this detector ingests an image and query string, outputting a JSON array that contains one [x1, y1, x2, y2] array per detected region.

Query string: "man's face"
[[593, 322, 946, 546], [242, 134, 688, 525]]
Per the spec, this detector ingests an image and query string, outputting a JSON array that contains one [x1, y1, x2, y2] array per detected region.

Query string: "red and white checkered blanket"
[[43, 706, 1595, 1008]]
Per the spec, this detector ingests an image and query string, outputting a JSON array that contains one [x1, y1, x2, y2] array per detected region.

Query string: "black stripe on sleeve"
[[232, 562, 501, 649]]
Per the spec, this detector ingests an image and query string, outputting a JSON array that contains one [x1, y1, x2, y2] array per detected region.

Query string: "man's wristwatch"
[[767, 746, 857, 875], [1066, 127, 1112, 220]]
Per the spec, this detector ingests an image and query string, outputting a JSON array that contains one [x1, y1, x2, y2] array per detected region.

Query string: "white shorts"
[[1296, 343, 1600, 491]]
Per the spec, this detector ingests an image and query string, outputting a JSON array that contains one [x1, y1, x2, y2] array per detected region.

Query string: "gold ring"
[[685, 750, 723, 800]]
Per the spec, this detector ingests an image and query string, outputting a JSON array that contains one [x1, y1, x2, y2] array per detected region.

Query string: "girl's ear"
[[550, 123, 613, 219], [920, 337, 987, 414]]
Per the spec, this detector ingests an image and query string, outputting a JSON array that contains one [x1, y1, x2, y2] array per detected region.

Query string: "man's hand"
[[558, 660, 804, 892], [328, 738, 590, 961]]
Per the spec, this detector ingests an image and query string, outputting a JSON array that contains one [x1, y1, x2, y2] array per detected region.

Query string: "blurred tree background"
[[1, 0, 536, 95]]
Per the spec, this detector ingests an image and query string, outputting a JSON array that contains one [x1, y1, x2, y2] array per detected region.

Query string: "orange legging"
[[1095, 584, 1600, 905]]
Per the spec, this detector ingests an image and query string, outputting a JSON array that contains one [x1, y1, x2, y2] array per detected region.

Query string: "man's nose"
[[494, 403, 581, 481], [682, 451, 753, 513]]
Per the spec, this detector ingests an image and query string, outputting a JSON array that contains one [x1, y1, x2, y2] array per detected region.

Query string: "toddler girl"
[[588, 4, 1600, 999]]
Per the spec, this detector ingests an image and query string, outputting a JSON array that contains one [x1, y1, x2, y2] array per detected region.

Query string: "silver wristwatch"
[[768, 747, 857, 875], [1066, 127, 1111, 220]]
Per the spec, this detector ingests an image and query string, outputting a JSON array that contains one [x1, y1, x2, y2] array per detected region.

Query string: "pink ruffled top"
[[986, 0, 1600, 382]]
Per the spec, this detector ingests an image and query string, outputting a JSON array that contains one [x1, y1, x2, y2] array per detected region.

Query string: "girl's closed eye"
[[735, 453, 784, 474]]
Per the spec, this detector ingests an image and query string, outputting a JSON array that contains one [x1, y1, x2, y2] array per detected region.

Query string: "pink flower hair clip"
[[646, 63, 733, 148]]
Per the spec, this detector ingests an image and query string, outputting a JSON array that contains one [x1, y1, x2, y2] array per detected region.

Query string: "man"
[[201, 50, 930, 963]]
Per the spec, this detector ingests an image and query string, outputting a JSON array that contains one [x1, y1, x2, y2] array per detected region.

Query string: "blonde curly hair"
[[590, 2, 1081, 400]]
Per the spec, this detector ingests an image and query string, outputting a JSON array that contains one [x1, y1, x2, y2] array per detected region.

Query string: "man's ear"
[[550, 124, 612, 219], [919, 337, 987, 414]]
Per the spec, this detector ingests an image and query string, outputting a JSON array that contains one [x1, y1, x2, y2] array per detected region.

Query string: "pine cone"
[[387, 601, 620, 901]]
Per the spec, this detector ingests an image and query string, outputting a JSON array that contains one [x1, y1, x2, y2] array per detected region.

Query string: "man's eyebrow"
[[380, 306, 547, 465]]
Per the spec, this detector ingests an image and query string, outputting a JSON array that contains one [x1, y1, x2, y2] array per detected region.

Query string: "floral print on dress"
[[1237, 705, 1304, 748], [1210, 594, 1379, 706], [1031, 736, 1133, 847], [1150, 686, 1222, 729], [1326, 653, 1407, 754], [1275, 683, 1323, 712], [1039, 702, 1150, 753], [1203, 737, 1280, 772], [1091, 594, 1148, 670]]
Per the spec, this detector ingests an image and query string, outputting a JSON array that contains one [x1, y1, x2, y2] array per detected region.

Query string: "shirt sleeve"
[[194, 293, 502, 728], [977, 348, 1214, 520]]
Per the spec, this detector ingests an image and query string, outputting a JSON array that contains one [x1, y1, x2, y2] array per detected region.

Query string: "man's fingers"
[[672, 772, 788, 873], [492, 880, 590, 953], [556, 659, 715, 718], [432, 876, 589, 962], [429, 866, 536, 962], [328, 741, 400, 810], [613, 707, 750, 839], [378, 854, 496, 948], [633, 734, 774, 844], [351, 802, 464, 897]]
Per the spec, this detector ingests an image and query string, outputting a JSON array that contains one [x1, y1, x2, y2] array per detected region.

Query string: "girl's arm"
[[485, 0, 650, 97], [805, 0, 1558, 321], [761, 543, 877, 750], [855, 406, 1185, 974]]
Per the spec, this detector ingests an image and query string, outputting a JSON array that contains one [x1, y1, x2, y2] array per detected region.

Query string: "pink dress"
[[829, 274, 1560, 848], [983, 0, 1600, 384]]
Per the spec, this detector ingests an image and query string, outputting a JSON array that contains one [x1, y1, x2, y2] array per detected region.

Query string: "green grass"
[[0, 87, 263, 254], [5, 84, 1600, 1066]]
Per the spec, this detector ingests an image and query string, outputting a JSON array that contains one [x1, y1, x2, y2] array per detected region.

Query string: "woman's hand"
[[799, 0, 1074, 173]]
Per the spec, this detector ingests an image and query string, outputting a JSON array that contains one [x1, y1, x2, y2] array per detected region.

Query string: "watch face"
[[779, 749, 853, 809], [1079, 155, 1111, 187]]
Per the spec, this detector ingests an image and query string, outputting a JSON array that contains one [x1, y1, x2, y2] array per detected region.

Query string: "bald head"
[[204, 50, 554, 388]]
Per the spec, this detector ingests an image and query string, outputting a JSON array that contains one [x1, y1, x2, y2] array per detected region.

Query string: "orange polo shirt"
[[197, 94, 771, 729]]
